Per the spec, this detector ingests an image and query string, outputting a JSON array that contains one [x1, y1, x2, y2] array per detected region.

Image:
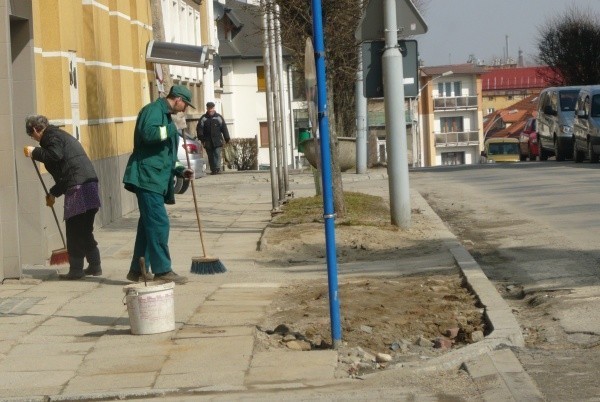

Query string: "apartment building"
[[481, 66, 554, 114], [417, 64, 486, 166]]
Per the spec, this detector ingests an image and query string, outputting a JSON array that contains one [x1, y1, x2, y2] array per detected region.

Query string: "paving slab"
[[463, 349, 544, 402], [246, 350, 338, 384]]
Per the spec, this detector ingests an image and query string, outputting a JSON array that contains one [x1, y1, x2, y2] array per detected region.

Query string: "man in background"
[[196, 102, 230, 175]]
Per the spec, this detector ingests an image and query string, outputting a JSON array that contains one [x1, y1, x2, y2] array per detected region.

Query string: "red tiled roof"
[[484, 94, 539, 138], [502, 109, 527, 123], [508, 94, 540, 115], [481, 67, 555, 90]]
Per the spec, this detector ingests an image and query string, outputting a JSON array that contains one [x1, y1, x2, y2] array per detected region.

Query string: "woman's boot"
[[60, 256, 85, 280], [83, 247, 102, 276]]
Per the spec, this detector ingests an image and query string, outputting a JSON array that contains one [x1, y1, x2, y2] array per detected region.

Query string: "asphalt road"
[[410, 161, 600, 401]]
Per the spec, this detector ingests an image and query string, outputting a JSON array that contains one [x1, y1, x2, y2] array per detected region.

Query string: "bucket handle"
[[123, 289, 138, 305]]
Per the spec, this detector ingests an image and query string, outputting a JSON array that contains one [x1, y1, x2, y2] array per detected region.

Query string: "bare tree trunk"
[[327, 82, 346, 218], [150, 0, 172, 96]]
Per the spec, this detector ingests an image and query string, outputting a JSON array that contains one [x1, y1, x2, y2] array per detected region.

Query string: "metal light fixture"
[[146, 40, 216, 68]]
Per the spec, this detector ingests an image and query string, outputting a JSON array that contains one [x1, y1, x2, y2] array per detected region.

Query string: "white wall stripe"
[[82, 0, 109, 12], [33, 48, 152, 74], [132, 20, 153, 30], [109, 11, 131, 21], [50, 116, 139, 127], [82, 0, 153, 30]]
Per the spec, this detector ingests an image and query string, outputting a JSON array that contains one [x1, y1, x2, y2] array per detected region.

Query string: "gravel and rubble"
[[255, 270, 486, 377]]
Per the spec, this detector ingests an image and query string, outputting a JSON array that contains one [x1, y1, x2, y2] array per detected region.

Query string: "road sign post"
[[355, 0, 427, 228], [362, 39, 418, 98]]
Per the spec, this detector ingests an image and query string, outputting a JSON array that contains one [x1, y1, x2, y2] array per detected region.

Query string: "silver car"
[[573, 85, 600, 163], [537, 86, 582, 161], [174, 130, 206, 194]]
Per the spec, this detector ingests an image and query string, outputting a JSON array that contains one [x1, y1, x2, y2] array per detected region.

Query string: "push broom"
[[31, 158, 69, 265], [181, 132, 226, 275]]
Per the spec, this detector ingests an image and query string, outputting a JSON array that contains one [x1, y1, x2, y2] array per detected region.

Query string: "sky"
[[415, 0, 600, 67]]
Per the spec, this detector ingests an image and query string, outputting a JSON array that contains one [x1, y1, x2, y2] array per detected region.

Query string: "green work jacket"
[[123, 98, 185, 204]]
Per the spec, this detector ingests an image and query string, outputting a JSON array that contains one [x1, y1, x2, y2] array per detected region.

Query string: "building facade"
[[1, 0, 212, 281], [481, 66, 553, 115], [418, 64, 486, 166], [216, 0, 295, 168]]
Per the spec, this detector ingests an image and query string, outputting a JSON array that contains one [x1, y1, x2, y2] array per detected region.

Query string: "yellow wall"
[[482, 94, 530, 115], [31, 0, 154, 160]]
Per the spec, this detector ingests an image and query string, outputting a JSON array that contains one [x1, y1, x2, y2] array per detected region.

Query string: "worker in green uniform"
[[123, 85, 195, 285]]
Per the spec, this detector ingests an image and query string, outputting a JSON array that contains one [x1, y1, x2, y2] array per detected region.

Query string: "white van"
[[537, 86, 582, 161], [573, 85, 600, 163]]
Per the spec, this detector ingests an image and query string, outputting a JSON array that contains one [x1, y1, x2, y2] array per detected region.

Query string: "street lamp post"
[[413, 70, 453, 167], [484, 114, 504, 139]]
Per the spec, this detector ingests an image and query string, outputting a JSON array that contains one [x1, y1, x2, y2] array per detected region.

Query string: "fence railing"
[[433, 96, 478, 110], [434, 131, 480, 147]]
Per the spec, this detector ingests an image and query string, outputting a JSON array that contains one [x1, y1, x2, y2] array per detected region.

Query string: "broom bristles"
[[49, 248, 69, 266], [190, 256, 227, 275]]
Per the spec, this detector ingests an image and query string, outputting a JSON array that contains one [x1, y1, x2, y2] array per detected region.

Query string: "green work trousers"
[[129, 188, 171, 275]]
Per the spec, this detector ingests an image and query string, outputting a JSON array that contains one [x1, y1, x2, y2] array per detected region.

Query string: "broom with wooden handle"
[[181, 131, 226, 275], [30, 157, 69, 265]]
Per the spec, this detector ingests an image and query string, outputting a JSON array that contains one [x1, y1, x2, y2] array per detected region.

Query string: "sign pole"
[[356, 44, 368, 174], [383, 0, 411, 228], [310, 0, 342, 348], [355, 0, 368, 174]]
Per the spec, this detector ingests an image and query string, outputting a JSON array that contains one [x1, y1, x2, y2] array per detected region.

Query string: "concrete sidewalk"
[[0, 171, 543, 401]]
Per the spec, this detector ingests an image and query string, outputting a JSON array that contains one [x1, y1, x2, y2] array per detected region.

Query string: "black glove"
[[182, 168, 194, 179]]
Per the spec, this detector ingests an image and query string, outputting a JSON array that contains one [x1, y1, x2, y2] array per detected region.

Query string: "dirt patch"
[[255, 199, 486, 377], [257, 208, 450, 267]]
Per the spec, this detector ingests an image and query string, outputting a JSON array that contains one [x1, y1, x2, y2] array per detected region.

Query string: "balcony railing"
[[435, 131, 480, 147], [433, 96, 478, 111]]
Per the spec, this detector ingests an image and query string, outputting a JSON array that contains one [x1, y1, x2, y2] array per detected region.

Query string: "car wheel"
[[555, 139, 565, 161], [539, 138, 549, 161], [519, 154, 527, 162], [573, 139, 584, 163], [589, 141, 599, 163], [174, 177, 190, 194]]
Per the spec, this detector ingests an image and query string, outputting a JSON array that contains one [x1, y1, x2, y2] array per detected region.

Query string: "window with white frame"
[[438, 81, 462, 97], [440, 116, 464, 133], [454, 81, 462, 96], [161, 0, 203, 82], [441, 152, 465, 165]]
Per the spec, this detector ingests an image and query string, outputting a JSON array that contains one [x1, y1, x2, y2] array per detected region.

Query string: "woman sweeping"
[[24, 115, 102, 280]]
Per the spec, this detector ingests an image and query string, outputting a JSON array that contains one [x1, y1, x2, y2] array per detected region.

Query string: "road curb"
[[462, 348, 545, 401], [450, 244, 525, 348], [410, 190, 544, 400]]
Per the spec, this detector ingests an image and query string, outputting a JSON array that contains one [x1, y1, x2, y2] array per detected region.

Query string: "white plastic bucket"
[[123, 281, 175, 335]]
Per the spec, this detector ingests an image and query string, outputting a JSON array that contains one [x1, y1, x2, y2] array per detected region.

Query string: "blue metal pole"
[[310, 0, 342, 348]]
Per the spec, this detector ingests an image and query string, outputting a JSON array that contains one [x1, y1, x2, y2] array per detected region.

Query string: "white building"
[[215, 0, 297, 168]]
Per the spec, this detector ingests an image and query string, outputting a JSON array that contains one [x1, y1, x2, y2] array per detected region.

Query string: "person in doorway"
[[122, 85, 195, 285], [24, 115, 102, 280], [196, 102, 230, 174]]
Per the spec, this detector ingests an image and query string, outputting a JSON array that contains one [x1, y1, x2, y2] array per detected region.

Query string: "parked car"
[[518, 117, 539, 161], [537, 86, 582, 161], [482, 137, 520, 163], [174, 130, 206, 194], [573, 85, 600, 163]]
